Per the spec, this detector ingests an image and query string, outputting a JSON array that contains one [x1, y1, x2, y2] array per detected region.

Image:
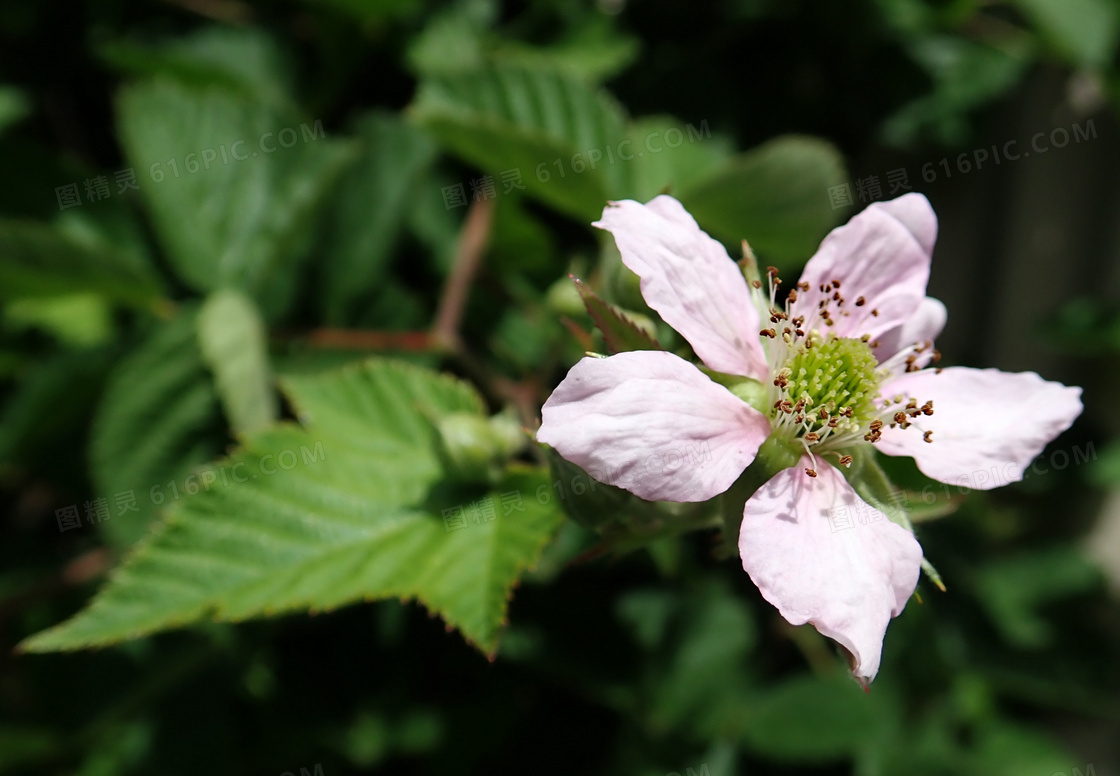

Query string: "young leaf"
[[570, 275, 660, 353], [196, 289, 278, 436], [21, 360, 563, 655]]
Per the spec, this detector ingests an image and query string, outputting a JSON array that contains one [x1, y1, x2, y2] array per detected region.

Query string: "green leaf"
[[0, 86, 30, 136], [882, 37, 1033, 147], [1011, 0, 1118, 68], [99, 27, 295, 110], [0, 349, 112, 474], [410, 64, 628, 220], [3, 293, 114, 348], [196, 289, 278, 436], [405, 0, 492, 77], [492, 18, 640, 82], [678, 135, 847, 267], [740, 673, 888, 761], [0, 220, 163, 308], [89, 311, 226, 548], [117, 79, 353, 315], [622, 116, 731, 202], [570, 275, 660, 353], [974, 546, 1101, 648], [648, 585, 756, 733], [22, 360, 563, 654], [317, 112, 439, 324]]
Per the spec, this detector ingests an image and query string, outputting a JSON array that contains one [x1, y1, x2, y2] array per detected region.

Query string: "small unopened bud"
[[437, 409, 526, 484]]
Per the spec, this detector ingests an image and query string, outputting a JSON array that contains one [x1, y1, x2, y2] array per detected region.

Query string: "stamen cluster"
[[748, 263, 937, 477]]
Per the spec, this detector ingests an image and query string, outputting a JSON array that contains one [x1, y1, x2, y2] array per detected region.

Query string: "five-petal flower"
[[536, 193, 1083, 682]]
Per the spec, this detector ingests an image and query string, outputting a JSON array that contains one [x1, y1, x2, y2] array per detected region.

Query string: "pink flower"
[[536, 193, 1083, 682]]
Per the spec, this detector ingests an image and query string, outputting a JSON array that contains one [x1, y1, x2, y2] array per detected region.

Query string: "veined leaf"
[[90, 310, 226, 548], [570, 274, 660, 353], [410, 64, 628, 220], [197, 289, 278, 436], [0, 220, 163, 308], [22, 360, 563, 654], [317, 112, 439, 324], [117, 79, 353, 316], [679, 135, 847, 267]]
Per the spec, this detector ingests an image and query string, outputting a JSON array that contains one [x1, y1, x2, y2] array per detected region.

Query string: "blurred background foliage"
[[1, 0, 1120, 774]]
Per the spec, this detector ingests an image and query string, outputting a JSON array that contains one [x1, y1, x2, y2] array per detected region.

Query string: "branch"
[[431, 197, 495, 350]]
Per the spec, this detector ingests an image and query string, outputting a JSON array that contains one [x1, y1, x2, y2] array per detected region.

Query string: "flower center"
[[771, 333, 882, 440], [745, 264, 939, 477]]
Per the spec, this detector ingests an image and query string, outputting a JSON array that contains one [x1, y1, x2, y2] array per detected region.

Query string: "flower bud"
[[436, 410, 526, 484]]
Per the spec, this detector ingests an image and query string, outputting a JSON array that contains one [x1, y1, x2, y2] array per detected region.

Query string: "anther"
[[838, 455, 853, 466], [855, 296, 865, 306], [923, 431, 934, 443], [805, 468, 818, 478]]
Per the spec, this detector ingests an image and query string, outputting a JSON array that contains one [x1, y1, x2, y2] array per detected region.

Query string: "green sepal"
[[841, 445, 912, 530], [540, 445, 721, 553], [570, 274, 661, 354]]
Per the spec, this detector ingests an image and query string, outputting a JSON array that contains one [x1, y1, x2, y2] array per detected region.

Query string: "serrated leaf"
[[0, 220, 163, 307], [90, 311, 226, 548], [117, 79, 353, 316], [410, 64, 628, 220], [197, 289, 277, 436], [570, 275, 660, 353], [22, 360, 563, 654], [318, 112, 439, 324], [679, 135, 847, 267]]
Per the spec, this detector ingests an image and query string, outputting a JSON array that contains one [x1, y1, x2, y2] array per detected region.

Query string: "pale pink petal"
[[791, 193, 937, 341], [594, 196, 768, 379], [536, 350, 770, 502], [877, 367, 1083, 489], [874, 296, 948, 373], [876, 192, 938, 255], [739, 459, 923, 682]]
